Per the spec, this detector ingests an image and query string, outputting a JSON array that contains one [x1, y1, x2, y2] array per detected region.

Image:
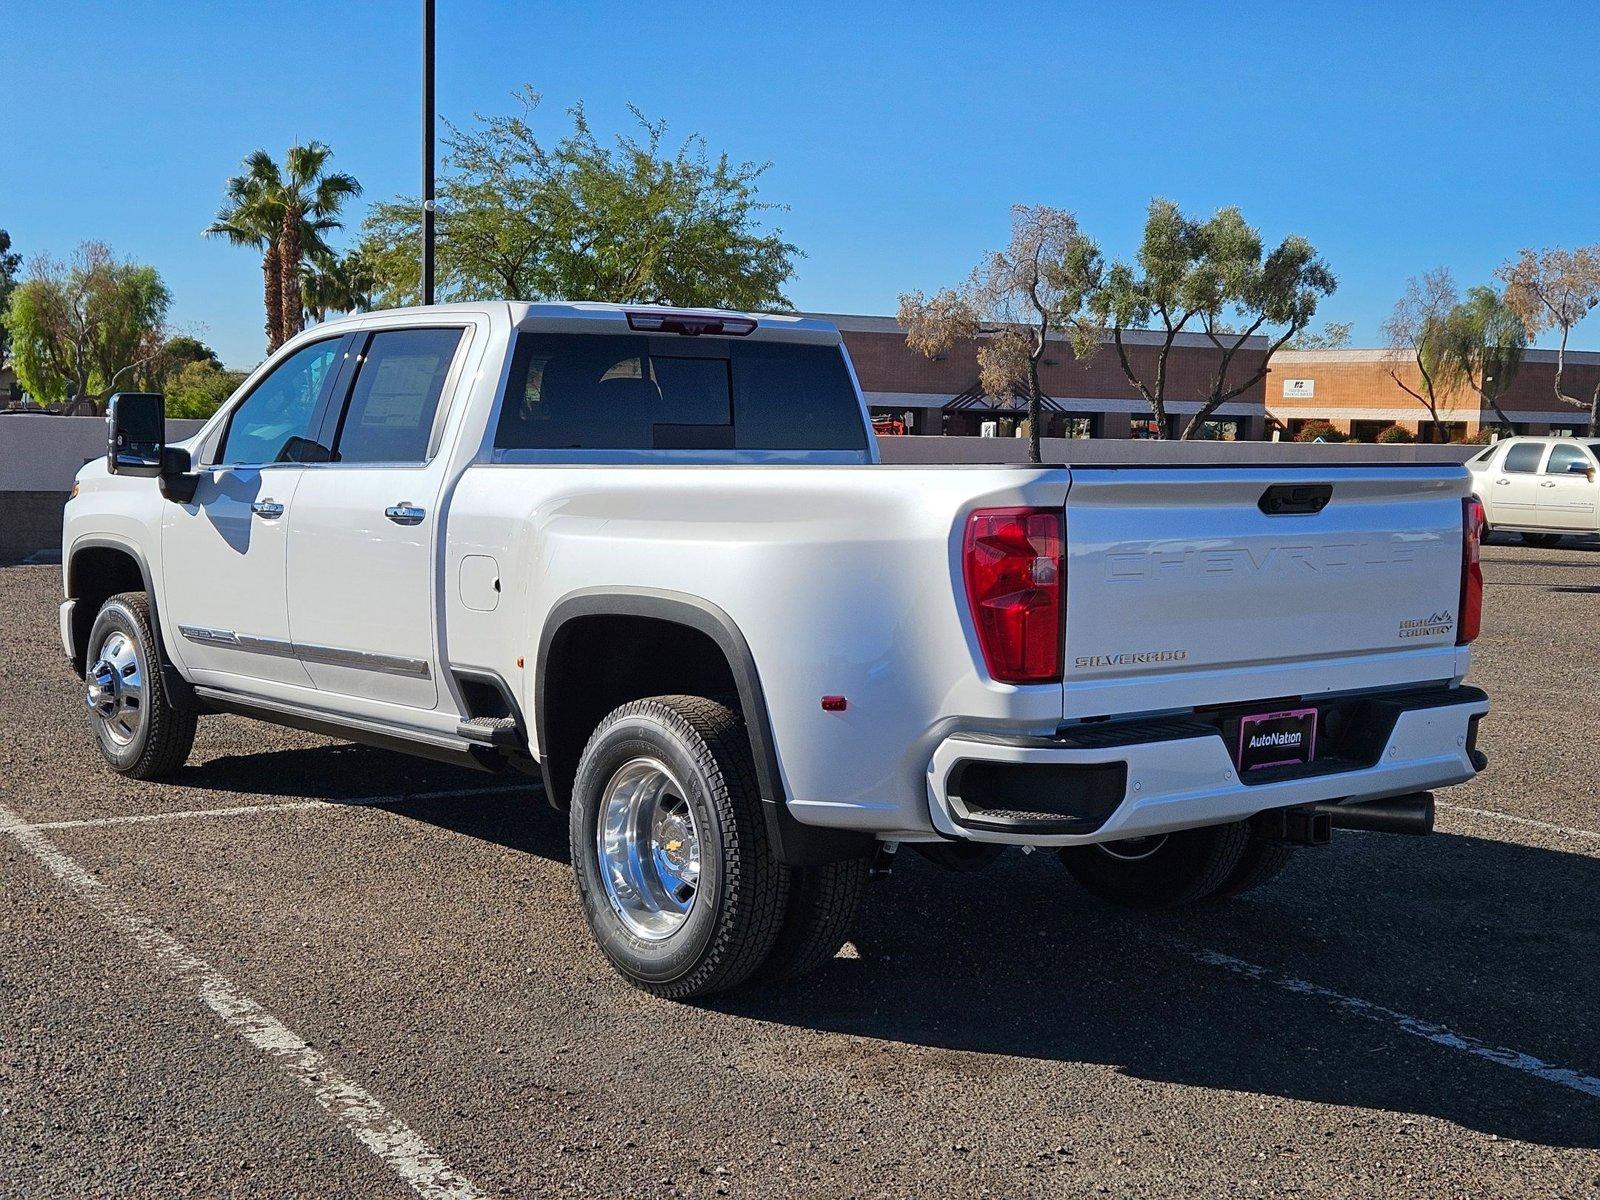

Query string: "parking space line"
[[1194, 948, 1600, 1101], [1436, 800, 1600, 845], [14, 783, 532, 832], [0, 799, 487, 1200]]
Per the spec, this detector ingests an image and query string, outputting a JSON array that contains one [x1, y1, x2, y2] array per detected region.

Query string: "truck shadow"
[[723, 835, 1600, 1150], [169, 741, 1598, 1147]]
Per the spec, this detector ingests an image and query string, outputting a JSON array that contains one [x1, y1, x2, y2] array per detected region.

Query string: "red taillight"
[[962, 507, 1064, 683], [1458, 497, 1484, 645]]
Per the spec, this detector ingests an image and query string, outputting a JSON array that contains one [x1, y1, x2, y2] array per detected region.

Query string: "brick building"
[[818, 314, 1271, 440], [1266, 348, 1596, 441]]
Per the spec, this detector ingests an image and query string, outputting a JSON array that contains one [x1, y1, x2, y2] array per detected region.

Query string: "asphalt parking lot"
[[2, 540, 1598, 1199]]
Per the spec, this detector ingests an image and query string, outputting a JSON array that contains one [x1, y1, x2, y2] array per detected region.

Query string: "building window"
[[1048, 413, 1099, 439], [1191, 418, 1242, 441], [1130, 417, 1163, 439]]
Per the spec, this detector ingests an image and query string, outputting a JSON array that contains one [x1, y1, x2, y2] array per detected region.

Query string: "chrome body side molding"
[[178, 626, 431, 679]]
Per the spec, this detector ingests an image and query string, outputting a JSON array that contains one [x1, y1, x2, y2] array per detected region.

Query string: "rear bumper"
[[926, 686, 1489, 846]]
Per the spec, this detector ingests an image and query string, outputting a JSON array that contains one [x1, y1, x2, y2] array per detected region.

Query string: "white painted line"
[[1195, 948, 1600, 1101], [28, 800, 334, 830], [16, 783, 531, 832], [1436, 800, 1600, 844], [0, 799, 487, 1200]]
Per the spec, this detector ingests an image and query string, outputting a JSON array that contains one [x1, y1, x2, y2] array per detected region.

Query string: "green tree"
[[163, 360, 246, 419], [0, 228, 21, 372], [1091, 199, 1335, 439], [1440, 285, 1526, 436], [205, 144, 359, 352], [1288, 320, 1353, 350], [359, 88, 797, 311], [898, 205, 1101, 463], [2, 242, 169, 412]]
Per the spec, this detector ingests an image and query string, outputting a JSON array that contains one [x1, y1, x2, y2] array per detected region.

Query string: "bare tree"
[[1382, 269, 1458, 442], [1497, 246, 1600, 427], [898, 206, 1101, 463]]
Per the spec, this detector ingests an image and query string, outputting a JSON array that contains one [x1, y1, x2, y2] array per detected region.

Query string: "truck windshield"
[[495, 332, 868, 453]]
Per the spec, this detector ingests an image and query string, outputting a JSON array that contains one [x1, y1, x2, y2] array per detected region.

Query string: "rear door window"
[[1502, 442, 1546, 474], [330, 327, 464, 464]]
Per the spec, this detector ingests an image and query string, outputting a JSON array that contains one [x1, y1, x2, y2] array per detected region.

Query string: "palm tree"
[[301, 248, 376, 325], [204, 151, 285, 350], [277, 143, 361, 343], [205, 144, 360, 352]]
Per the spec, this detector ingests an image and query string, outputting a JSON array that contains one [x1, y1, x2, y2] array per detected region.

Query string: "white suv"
[[1468, 436, 1600, 546]]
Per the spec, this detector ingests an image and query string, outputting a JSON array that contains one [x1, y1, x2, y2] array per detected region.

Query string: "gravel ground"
[[2, 540, 1598, 1199]]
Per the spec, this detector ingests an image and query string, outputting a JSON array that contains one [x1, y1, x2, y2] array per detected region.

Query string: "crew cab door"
[[285, 325, 471, 710], [160, 336, 345, 688], [1484, 440, 1546, 526], [1536, 442, 1599, 531]]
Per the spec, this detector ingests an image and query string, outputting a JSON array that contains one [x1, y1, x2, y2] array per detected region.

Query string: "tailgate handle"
[[1258, 483, 1332, 515]]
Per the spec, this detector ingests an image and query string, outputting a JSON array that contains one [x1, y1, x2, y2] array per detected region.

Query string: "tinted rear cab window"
[[495, 332, 867, 453]]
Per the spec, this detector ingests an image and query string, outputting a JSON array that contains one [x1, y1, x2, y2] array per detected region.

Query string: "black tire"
[[569, 695, 789, 1000], [84, 591, 197, 780], [1207, 835, 1296, 901], [754, 856, 870, 984], [1521, 531, 1563, 548], [1057, 821, 1251, 909]]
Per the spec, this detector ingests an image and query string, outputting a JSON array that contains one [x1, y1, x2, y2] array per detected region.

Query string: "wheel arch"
[[535, 587, 872, 866], [65, 536, 157, 678]]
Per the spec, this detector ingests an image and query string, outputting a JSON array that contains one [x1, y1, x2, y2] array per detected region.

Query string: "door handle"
[[1540, 481, 1556, 488], [385, 502, 426, 526], [251, 499, 285, 519], [1494, 478, 1510, 485]]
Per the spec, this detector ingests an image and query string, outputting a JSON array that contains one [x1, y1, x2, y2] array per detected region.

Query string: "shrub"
[[1293, 420, 1347, 443], [1375, 424, 1415, 444], [1458, 428, 1495, 445], [164, 361, 246, 419]]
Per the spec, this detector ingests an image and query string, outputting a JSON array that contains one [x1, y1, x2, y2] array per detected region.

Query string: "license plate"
[[1236, 707, 1318, 772]]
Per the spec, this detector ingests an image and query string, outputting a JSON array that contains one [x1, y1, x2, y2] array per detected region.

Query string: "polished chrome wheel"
[[1096, 834, 1169, 862], [596, 756, 703, 941], [87, 630, 143, 747]]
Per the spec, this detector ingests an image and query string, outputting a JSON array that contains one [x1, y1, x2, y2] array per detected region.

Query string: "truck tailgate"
[[1061, 465, 1471, 720]]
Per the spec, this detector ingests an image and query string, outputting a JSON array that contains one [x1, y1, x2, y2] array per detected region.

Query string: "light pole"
[[421, 0, 436, 306]]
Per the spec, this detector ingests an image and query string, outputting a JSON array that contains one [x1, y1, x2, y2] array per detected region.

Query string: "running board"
[[193, 686, 505, 773]]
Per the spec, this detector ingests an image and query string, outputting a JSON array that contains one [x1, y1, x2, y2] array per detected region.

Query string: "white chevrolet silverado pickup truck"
[[62, 302, 1490, 998]]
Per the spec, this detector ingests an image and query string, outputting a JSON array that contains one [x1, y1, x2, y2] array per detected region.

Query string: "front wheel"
[[570, 695, 789, 1000], [84, 592, 197, 780]]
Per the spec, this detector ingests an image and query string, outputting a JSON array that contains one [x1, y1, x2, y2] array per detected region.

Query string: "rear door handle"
[[1494, 478, 1510, 485], [385, 502, 426, 526], [251, 499, 285, 519]]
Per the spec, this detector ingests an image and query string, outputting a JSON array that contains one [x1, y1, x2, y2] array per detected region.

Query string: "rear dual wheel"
[[569, 695, 867, 1000], [1057, 821, 1293, 908]]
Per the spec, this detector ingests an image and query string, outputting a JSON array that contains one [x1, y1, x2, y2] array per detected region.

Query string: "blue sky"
[[3, 1, 1597, 368]]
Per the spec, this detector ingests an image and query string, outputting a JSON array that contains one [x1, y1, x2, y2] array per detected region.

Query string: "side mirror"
[[1565, 460, 1594, 478], [106, 392, 166, 477]]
